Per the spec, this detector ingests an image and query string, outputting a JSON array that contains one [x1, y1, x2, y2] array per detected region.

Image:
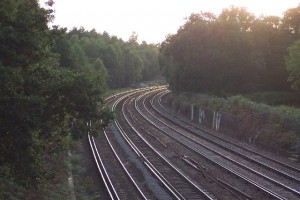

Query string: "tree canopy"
[[0, 1, 161, 197], [160, 6, 300, 95], [285, 40, 300, 91], [5, 0, 300, 198]]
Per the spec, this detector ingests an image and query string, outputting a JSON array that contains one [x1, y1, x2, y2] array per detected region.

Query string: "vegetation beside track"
[[245, 91, 300, 107], [165, 92, 300, 157]]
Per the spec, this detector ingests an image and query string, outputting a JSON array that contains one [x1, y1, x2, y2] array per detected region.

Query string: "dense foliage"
[[0, 0, 160, 198], [168, 92, 300, 152], [160, 6, 300, 95], [3, 0, 299, 198], [285, 39, 300, 91], [53, 29, 161, 89]]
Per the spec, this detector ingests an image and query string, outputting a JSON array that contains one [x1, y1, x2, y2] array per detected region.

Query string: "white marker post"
[[199, 108, 202, 123], [215, 112, 222, 131], [191, 104, 194, 121], [199, 108, 205, 124], [212, 111, 216, 129]]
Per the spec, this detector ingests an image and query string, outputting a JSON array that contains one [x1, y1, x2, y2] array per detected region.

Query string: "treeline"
[[160, 6, 300, 95], [53, 28, 160, 88], [0, 0, 160, 198]]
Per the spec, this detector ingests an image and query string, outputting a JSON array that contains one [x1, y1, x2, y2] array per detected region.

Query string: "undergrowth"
[[170, 92, 300, 153]]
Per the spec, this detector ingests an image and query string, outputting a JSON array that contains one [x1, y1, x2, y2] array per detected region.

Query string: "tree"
[[251, 16, 293, 91], [140, 42, 160, 81], [102, 44, 123, 88], [285, 40, 300, 91], [69, 34, 91, 71], [0, 0, 113, 195], [282, 4, 300, 38], [0, 0, 50, 68], [0, 0, 56, 188], [219, 6, 255, 31], [51, 27, 74, 67], [160, 10, 262, 94], [93, 58, 108, 88], [160, 6, 300, 94], [122, 48, 144, 85]]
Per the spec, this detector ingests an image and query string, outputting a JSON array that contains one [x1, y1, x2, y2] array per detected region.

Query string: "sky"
[[39, 0, 300, 44]]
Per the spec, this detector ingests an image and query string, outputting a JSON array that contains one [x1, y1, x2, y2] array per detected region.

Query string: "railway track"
[[89, 87, 299, 199], [91, 87, 214, 199], [152, 90, 300, 182], [118, 93, 215, 199], [122, 90, 247, 199], [88, 134, 120, 199], [155, 90, 300, 174], [132, 89, 299, 199], [88, 88, 153, 199]]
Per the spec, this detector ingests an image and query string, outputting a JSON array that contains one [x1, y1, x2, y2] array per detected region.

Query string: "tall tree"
[[252, 16, 293, 91], [285, 39, 300, 91], [0, 1, 113, 196], [140, 42, 160, 81], [160, 10, 262, 94], [0, 0, 51, 68], [160, 6, 299, 94], [122, 47, 144, 85], [219, 6, 255, 31], [282, 4, 300, 39]]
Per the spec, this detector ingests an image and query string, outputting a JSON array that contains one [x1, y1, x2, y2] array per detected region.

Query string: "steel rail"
[[87, 87, 156, 200], [103, 130, 147, 199], [111, 91, 185, 200], [151, 90, 300, 184], [135, 90, 290, 200], [88, 134, 120, 200], [116, 90, 215, 199], [158, 90, 300, 174], [144, 90, 300, 198]]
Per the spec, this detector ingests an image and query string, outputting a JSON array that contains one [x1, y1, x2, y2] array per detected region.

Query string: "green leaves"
[[56, 28, 161, 88], [0, 0, 115, 193], [160, 5, 300, 95], [283, 4, 300, 37], [0, 0, 160, 195], [0, 0, 49, 68], [285, 40, 300, 91], [160, 11, 262, 94]]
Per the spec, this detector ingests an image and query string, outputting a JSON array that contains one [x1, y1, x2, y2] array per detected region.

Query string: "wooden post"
[[191, 104, 194, 121]]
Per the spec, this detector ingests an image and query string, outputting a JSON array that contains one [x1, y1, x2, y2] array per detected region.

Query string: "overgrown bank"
[[163, 92, 300, 158]]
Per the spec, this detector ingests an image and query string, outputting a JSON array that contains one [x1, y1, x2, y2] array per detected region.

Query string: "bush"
[[169, 92, 300, 152]]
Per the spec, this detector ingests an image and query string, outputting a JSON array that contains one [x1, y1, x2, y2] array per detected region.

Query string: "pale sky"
[[39, 0, 300, 44]]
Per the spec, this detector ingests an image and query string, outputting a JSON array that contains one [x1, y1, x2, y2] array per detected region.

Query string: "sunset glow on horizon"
[[40, 0, 300, 43]]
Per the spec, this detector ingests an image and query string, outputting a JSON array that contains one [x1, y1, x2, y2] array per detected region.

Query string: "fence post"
[[199, 108, 202, 123], [191, 104, 194, 121], [199, 108, 205, 124], [212, 111, 216, 129], [216, 112, 221, 131]]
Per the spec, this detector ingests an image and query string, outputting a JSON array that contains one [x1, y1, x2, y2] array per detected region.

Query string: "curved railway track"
[[88, 88, 152, 199], [119, 93, 215, 199], [89, 87, 299, 199], [121, 89, 246, 199], [155, 90, 300, 174], [90, 87, 212, 199], [152, 91, 300, 179], [133, 88, 299, 199], [88, 134, 119, 199]]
